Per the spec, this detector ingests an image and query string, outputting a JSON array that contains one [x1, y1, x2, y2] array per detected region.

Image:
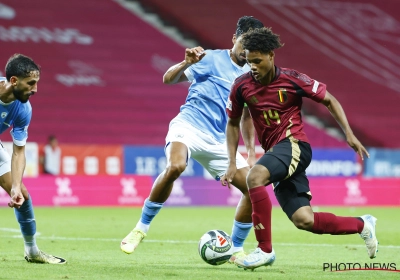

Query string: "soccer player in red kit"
[[222, 27, 378, 270]]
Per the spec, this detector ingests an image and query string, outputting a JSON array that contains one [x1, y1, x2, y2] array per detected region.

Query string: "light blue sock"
[[14, 196, 39, 255], [135, 198, 163, 233], [231, 220, 252, 252]]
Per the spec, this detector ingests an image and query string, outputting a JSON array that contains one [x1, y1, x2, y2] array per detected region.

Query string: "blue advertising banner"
[[124, 146, 205, 177], [364, 148, 400, 177], [307, 149, 361, 177], [124, 146, 361, 177]]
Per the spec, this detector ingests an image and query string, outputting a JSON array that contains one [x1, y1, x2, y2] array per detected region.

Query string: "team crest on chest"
[[1, 112, 7, 118], [277, 89, 288, 103]]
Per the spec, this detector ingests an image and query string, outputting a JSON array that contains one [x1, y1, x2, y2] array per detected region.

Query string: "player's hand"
[[221, 163, 237, 189], [346, 134, 369, 161], [8, 187, 25, 209], [185, 46, 206, 65]]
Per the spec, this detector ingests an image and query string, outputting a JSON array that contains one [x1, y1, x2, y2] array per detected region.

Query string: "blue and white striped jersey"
[[0, 77, 32, 146], [175, 49, 250, 143]]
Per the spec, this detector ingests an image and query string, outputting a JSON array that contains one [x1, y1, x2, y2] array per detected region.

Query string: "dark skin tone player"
[[222, 27, 377, 271]]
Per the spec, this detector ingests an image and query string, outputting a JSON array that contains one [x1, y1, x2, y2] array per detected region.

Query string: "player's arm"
[[321, 90, 369, 160], [240, 105, 256, 167], [9, 143, 26, 208], [163, 46, 206, 84], [221, 116, 242, 188]]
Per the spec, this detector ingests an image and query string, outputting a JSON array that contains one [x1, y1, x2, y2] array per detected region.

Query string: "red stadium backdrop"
[[0, 0, 352, 147], [0, 0, 187, 145], [138, 0, 400, 148]]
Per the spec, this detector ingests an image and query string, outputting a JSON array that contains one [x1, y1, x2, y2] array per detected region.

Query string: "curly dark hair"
[[235, 16, 264, 37], [241, 27, 284, 54], [5, 53, 40, 81]]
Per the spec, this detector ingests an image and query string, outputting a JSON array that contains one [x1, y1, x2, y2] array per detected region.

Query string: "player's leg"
[[234, 162, 275, 267], [121, 122, 191, 254], [278, 181, 377, 258], [196, 140, 254, 255], [274, 141, 378, 259], [235, 139, 301, 269], [234, 162, 276, 270], [289, 193, 377, 258], [137, 141, 188, 231], [227, 165, 252, 262], [291, 203, 364, 234], [0, 146, 66, 264]]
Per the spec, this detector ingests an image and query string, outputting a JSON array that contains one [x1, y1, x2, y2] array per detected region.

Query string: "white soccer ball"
[[198, 229, 233, 265]]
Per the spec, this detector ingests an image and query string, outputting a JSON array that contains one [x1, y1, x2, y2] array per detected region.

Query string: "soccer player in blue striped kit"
[[0, 53, 66, 264], [121, 16, 264, 263]]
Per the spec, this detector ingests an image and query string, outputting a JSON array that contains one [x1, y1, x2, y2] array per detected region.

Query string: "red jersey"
[[227, 66, 326, 151]]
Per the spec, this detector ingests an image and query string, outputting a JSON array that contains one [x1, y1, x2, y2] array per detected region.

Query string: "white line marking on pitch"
[[0, 230, 399, 249]]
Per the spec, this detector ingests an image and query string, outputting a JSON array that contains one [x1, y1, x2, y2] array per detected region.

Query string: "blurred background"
[[0, 0, 399, 207]]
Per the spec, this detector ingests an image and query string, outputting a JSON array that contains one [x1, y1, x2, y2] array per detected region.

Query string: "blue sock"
[[231, 220, 252, 251], [14, 197, 36, 236], [135, 199, 163, 233], [14, 196, 38, 255]]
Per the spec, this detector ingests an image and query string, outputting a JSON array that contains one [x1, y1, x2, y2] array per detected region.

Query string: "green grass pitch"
[[1, 206, 399, 279]]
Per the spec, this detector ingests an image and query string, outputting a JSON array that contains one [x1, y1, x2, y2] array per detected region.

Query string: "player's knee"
[[165, 163, 186, 179], [246, 170, 270, 188], [292, 214, 314, 231]]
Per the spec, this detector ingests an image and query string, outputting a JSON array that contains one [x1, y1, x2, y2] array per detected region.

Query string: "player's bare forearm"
[[240, 107, 256, 166], [11, 145, 26, 189], [163, 46, 205, 84], [9, 144, 26, 207], [163, 60, 190, 84], [322, 91, 352, 136], [226, 117, 241, 165], [221, 118, 241, 188], [322, 91, 369, 159]]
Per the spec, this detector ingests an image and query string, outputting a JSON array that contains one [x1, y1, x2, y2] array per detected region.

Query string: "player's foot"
[[120, 228, 146, 254], [25, 250, 67, 264], [234, 247, 275, 271], [227, 250, 246, 264], [360, 214, 378, 259]]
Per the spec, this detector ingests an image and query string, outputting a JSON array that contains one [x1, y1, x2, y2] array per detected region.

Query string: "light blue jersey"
[[0, 77, 32, 146], [176, 49, 250, 143]]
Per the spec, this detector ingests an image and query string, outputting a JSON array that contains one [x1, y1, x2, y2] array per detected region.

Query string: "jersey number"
[[263, 109, 280, 126]]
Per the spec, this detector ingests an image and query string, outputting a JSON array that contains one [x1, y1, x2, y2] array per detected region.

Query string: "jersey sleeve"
[[226, 79, 245, 119], [289, 71, 327, 102], [10, 103, 32, 146], [183, 50, 213, 83]]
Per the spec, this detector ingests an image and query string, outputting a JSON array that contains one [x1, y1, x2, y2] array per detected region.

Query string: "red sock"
[[311, 212, 364, 235], [249, 186, 272, 253]]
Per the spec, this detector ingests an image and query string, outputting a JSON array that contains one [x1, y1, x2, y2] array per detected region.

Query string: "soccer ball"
[[198, 229, 233, 265]]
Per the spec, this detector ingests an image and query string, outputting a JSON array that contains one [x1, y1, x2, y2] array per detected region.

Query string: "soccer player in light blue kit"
[[121, 16, 264, 263], [0, 54, 66, 264]]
